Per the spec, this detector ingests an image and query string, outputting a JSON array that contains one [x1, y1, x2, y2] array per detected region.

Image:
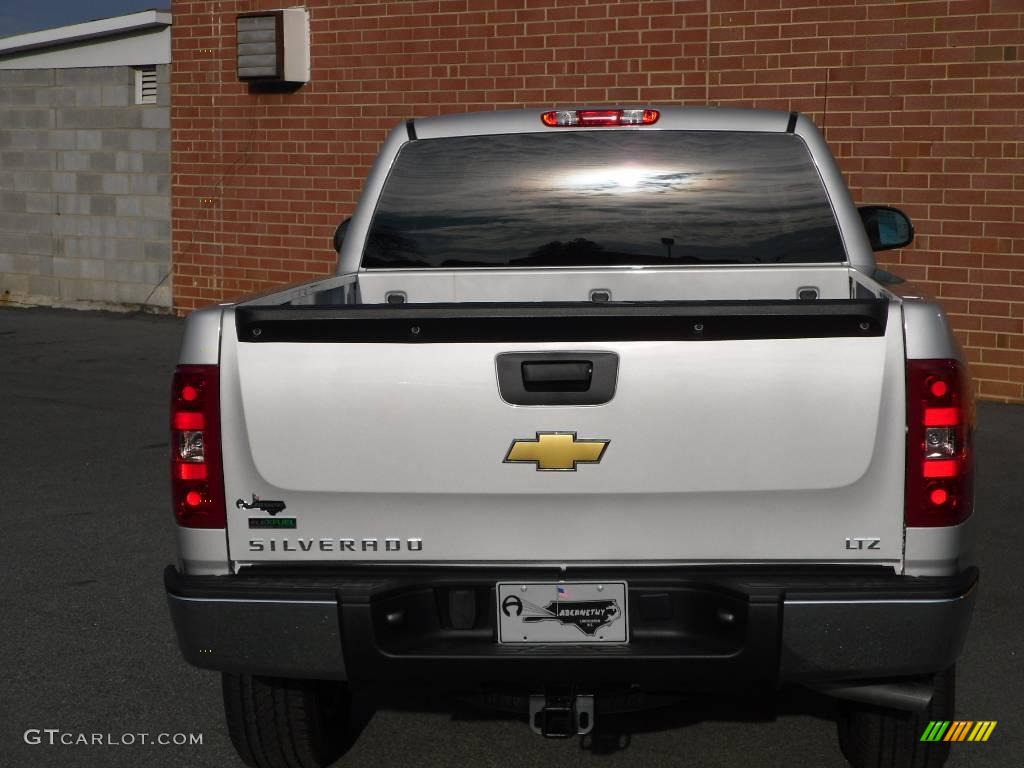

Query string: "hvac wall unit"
[[237, 8, 310, 84]]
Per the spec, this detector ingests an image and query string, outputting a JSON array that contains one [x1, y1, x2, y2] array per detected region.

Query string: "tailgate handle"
[[522, 361, 593, 392], [496, 352, 618, 406]]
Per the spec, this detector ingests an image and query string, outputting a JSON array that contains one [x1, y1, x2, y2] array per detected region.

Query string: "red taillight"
[[906, 359, 973, 527], [171, 365, 226, 529], [172, 411, 205, 430], [541, 108, 660, 127], [922, 460, 958, 479], [177, 463, 208, 481], [923, 407, 959, 427]]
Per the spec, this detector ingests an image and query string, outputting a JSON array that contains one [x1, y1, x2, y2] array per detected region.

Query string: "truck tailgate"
[[220, 300, 906, 565]]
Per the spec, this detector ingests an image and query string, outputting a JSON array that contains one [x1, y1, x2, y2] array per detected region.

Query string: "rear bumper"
[[164, 564, 977, 689]]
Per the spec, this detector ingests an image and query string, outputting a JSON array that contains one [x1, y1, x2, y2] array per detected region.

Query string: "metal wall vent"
[[135, 65, 157, 104]]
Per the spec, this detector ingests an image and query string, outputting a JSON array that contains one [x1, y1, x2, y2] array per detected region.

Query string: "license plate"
[[497, 582, 628, 644]]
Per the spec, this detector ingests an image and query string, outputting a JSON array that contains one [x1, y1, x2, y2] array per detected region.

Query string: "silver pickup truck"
[[164, 107, 977, 768]]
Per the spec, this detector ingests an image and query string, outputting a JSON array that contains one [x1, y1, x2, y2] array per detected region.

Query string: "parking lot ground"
[[1, 306, 1020, 767]]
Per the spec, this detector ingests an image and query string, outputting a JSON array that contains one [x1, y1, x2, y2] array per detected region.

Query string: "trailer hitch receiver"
[[529, 693, 595, 737]]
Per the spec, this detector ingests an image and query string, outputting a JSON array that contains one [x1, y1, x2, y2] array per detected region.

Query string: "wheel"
[[222, 673, 354, 768], [837, 666, 955, 768]]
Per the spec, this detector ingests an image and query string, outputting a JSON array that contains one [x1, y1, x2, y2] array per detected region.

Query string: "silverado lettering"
[[248, 537, 423, 553]]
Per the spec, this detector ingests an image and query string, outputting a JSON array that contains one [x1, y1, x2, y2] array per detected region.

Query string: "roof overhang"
[[0, 10, 172, 68]]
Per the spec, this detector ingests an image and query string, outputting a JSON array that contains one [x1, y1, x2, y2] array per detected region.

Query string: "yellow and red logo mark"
[[920, 721, 997, 742]]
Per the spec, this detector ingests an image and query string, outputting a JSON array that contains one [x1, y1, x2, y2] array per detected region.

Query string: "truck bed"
[[241, 264, 886, 308]]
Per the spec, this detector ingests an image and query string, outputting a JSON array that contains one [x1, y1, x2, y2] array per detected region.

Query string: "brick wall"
[[0, 65, 172, 308], [171, 0, 1023, 401]]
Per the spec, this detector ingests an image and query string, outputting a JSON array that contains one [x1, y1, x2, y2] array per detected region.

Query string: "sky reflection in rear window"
[[363, 131, 846, 269]]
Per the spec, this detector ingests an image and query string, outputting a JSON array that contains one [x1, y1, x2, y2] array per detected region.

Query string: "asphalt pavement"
[[1, 306, 1020, 768]]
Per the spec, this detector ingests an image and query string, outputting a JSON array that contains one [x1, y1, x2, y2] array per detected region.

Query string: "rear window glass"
[[363, 130, 846, 269]]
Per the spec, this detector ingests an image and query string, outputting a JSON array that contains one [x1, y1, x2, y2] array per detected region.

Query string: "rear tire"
[[222, 673, 354, 768], [837, 666, 955, 768]]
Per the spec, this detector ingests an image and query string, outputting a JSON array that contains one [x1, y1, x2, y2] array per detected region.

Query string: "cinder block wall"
[[171, 0, 1023, 400], [0, 65, 171, 308]]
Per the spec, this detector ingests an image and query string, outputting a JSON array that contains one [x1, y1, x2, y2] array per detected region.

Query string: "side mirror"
[[333, 217, 351, 253], [858, 205, 914, 251]]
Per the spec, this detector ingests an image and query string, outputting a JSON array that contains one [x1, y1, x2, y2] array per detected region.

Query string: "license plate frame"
[[496, 581, 629, 644]]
